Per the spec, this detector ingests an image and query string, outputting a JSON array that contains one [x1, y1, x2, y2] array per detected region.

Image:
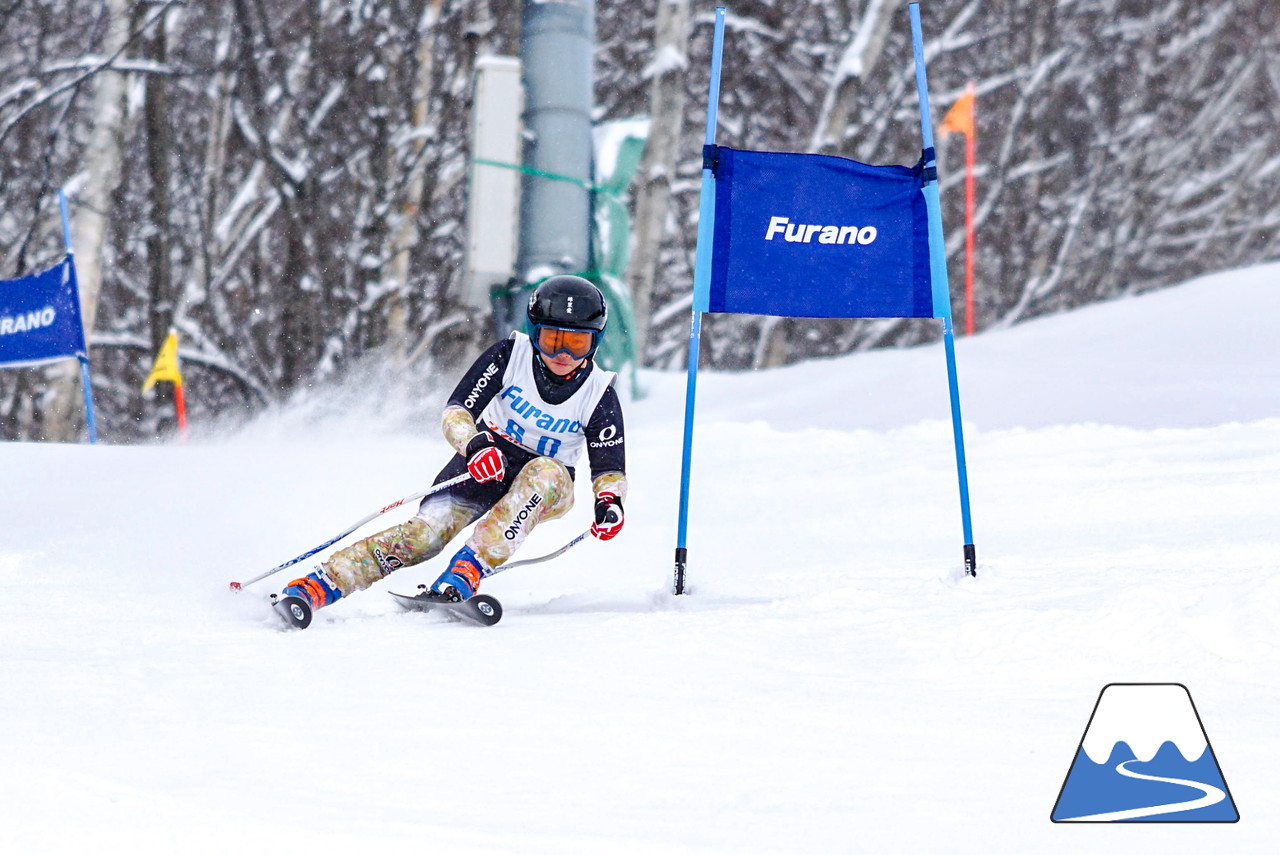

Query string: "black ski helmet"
[[527, 275, 608, 334]]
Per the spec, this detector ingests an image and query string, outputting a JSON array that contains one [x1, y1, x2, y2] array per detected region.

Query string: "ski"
[[266, 588, 502, 630], [389, 587, 503, 627]]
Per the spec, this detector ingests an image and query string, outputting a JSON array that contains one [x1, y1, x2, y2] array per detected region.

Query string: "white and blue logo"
[[1051, 683, 1238, 822]]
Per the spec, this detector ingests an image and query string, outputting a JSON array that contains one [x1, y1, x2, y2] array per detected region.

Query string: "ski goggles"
[[534, 325, 597, 360]]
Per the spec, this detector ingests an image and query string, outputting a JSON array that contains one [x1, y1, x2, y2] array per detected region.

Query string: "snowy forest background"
[[2, 0, 1279, 442]]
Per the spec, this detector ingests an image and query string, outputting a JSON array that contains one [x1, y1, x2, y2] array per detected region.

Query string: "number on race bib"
[[504, 419, 525, 444]]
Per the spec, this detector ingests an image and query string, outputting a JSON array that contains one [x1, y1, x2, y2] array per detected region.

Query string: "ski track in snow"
[[2, 263, 1280, 852], [1058, 759, 1226, 822]]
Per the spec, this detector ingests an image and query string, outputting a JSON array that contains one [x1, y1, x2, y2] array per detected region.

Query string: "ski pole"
[[485, 528, 592, 577], [230, 472, 471, 592]]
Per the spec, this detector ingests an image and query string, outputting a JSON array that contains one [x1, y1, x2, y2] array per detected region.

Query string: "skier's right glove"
[[591, 492, 624, 541], [465, 432, 506, 483]]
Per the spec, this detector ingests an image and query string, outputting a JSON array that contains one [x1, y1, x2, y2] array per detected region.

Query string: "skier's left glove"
[[465, 432, 506, 483], [591, 492, 624, 541]]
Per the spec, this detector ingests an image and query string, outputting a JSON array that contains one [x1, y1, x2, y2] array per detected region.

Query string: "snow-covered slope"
[[635, 262, 1280, 432], [2, 264, 1278, 853]]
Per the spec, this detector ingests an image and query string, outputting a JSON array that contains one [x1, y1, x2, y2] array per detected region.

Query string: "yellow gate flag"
[[142, 330, 183, 391]]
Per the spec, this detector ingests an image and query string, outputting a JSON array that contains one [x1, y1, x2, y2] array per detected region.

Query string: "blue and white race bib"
[[479, 333, 614, 466]]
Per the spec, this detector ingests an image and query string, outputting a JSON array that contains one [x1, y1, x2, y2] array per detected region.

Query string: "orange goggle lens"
[[535, 326, 595, 359]]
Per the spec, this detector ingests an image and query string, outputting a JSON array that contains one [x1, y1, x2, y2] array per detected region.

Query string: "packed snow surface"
[[2, 263, 1278, 852]]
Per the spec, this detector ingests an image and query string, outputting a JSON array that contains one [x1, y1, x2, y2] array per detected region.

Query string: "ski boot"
[[272, 568, 342, 630], [429, 544, 487, 601]]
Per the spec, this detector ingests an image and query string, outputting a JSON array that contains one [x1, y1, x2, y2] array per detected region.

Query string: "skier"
[[275, 275, 626, 625]]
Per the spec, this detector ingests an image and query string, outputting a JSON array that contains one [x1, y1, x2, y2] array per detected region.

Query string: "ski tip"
[[229, 581, 243, 593], [388, 590, 424, 609]]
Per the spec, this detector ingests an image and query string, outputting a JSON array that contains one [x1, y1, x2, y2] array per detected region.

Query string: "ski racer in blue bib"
[[277, 276, 627, 614]]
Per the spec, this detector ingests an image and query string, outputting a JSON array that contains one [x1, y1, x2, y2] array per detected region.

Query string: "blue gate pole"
[[909, 4, 976, 575], [59, 189, 97, 444], [674, 7, 727, 595]]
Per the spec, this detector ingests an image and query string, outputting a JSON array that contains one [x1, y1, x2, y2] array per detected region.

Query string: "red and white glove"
[[591, 492, 624, 541], [465, 432, 506, 483]]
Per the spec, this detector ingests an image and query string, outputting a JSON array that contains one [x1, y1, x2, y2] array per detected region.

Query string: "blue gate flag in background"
[[703, 146, 935, 319], [0, 258, 88, 367]]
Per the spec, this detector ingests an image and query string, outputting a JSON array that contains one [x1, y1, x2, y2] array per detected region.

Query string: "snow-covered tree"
[[2, 0, 1278, 439]]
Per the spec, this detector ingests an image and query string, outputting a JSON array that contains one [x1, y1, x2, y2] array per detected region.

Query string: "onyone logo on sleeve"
[[463, 362, 500, 409], [590, 424, 623, 448], [764, 216, 877, 246]]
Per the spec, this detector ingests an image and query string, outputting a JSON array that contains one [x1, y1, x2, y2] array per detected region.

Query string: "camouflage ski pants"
[[318, 456, 575, 597]]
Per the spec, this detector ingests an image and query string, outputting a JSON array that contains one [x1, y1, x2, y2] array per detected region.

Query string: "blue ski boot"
[[273, 568, 342, 629], [430, 544, 487, 601]]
